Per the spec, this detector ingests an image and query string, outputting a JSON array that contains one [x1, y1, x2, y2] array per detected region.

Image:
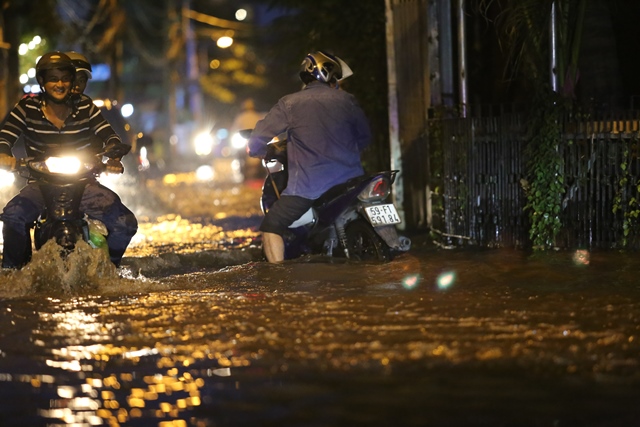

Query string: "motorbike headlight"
[[44, 156, 82, 174], [358, 176, 391, 202], [0, 169, 15, 187]]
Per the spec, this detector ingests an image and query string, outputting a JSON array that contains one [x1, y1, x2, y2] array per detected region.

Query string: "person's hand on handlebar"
[[105, 158, 125, 174], [0, 154, 16, 171]]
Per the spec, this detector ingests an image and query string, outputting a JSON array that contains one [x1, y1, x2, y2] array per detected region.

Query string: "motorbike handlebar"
[[264, 137, 288, 161], [13, 155, 124, 176]]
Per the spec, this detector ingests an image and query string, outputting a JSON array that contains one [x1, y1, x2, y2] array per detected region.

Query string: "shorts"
[[260, 195, 314, 236]]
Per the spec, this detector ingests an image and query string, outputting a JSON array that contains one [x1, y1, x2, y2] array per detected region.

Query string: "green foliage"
[[426, 109, 446, 239], [523, 88, 566, 249], [476, 0, 587, 249], [612, 139, 640, 247], [476, 0, 586, 98]]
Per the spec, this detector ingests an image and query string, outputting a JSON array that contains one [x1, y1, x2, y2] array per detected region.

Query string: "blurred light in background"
[[91, 64, 111, 81], [216, 128, 229, 140], [194, 131, 214, 156], [235, 9, 247, 21], [121, 104, 134, 118], [217, 36, 233, 48], [231, 132, 248, 150], [18, 35, 42, 56], [196, 165, 214, 182]]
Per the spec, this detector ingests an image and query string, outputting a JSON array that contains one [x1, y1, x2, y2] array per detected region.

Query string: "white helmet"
[[299, 51, 353, 84]]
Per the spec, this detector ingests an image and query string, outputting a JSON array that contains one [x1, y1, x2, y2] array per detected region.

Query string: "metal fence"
[[419, 107, 640, 250]]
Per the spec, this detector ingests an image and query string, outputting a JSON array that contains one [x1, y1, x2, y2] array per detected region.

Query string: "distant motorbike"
[[248, 132, 411, 261], [13, 153, 120, 261]]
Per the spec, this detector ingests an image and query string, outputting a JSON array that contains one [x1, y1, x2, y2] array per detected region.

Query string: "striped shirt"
[[0, 94, 123, 159]]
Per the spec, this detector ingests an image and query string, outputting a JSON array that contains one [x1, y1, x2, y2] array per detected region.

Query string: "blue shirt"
[[248, 81, 371, 199]]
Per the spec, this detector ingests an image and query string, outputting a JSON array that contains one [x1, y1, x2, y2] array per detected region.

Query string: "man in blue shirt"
[[248, 51, 371, 263]]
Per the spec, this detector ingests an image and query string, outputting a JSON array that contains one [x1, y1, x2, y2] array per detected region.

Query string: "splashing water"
[[0, 240, 135, 298]]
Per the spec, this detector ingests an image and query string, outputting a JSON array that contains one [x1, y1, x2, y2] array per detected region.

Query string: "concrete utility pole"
[[384, 0, 406, 228], [456, 0, 468, 117], [182, 0, 203, 125], [549, 0, 559, 92], [438, 0, 455, 108]]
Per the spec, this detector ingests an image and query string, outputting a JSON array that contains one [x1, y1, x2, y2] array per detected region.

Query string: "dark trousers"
[[1, 180, 138, 268]]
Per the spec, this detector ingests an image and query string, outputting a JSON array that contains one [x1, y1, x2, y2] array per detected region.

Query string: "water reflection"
[[0, 245, 640, 425]]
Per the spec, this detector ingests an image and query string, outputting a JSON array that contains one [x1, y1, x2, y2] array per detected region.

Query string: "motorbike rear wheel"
[[344, 219, 391, 262]]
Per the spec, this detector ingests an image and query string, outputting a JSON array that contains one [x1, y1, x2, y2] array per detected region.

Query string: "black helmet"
[[36, 51, 75, 79], [66, 51, 93, 79], [299, 51, 353, 84]]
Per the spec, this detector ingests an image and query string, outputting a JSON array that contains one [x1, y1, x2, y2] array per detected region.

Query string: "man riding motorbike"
[[0, 51, 137, 269], [248, 50, 371, 263]]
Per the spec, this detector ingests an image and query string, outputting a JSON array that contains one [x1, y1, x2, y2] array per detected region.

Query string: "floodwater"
[[0, 175, 639, 426]]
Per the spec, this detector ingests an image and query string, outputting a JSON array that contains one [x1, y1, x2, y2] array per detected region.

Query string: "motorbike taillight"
[[358, 176, 390, 201]]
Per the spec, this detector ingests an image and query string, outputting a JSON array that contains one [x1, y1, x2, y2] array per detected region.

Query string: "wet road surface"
[[0, 175, 639, 426]]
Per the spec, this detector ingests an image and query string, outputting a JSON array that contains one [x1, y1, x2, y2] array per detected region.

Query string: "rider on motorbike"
[[248, 50, 371, 263], [0, 51, 138, 269], [65, 51, 92, 96]]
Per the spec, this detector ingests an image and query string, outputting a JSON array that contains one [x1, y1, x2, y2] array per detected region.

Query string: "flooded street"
[[0, 175, 639, 426]]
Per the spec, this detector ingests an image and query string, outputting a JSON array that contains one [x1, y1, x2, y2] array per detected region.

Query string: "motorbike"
[[251, 132, 411, 261], [13, 153, 121, 262]]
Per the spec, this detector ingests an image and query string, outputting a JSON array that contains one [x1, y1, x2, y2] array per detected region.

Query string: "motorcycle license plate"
[[364, 204, 401, 226]]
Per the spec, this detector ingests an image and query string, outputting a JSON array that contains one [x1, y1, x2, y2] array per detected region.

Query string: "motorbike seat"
[[314, 174, 366, 208]]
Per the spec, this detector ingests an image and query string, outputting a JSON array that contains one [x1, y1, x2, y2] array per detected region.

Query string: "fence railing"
[[419, 108, 640, 250]]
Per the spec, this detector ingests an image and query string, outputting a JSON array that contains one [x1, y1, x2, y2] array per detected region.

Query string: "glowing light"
[[18, 43, 28, 55], [236, 9, 247, 20], [572, 249, 590, 265], [163, 174, 178, 185], [217, 36, 233, 48], [45, 156, 81, 174], [402, 274, 421, 290], [231, 132, 248, 150], [216, 128, 228, 140], [0, 169, 16, 188], [437, 271, 456, 289], [27, 68, 36, 78], [196, 165, 214, 182], [120, 103, 134, 118], [194, 131, 214, 156], [19, 74, 28, 84]]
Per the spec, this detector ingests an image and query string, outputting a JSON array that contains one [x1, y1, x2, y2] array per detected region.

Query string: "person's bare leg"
[[262, 232, 285, 263]]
